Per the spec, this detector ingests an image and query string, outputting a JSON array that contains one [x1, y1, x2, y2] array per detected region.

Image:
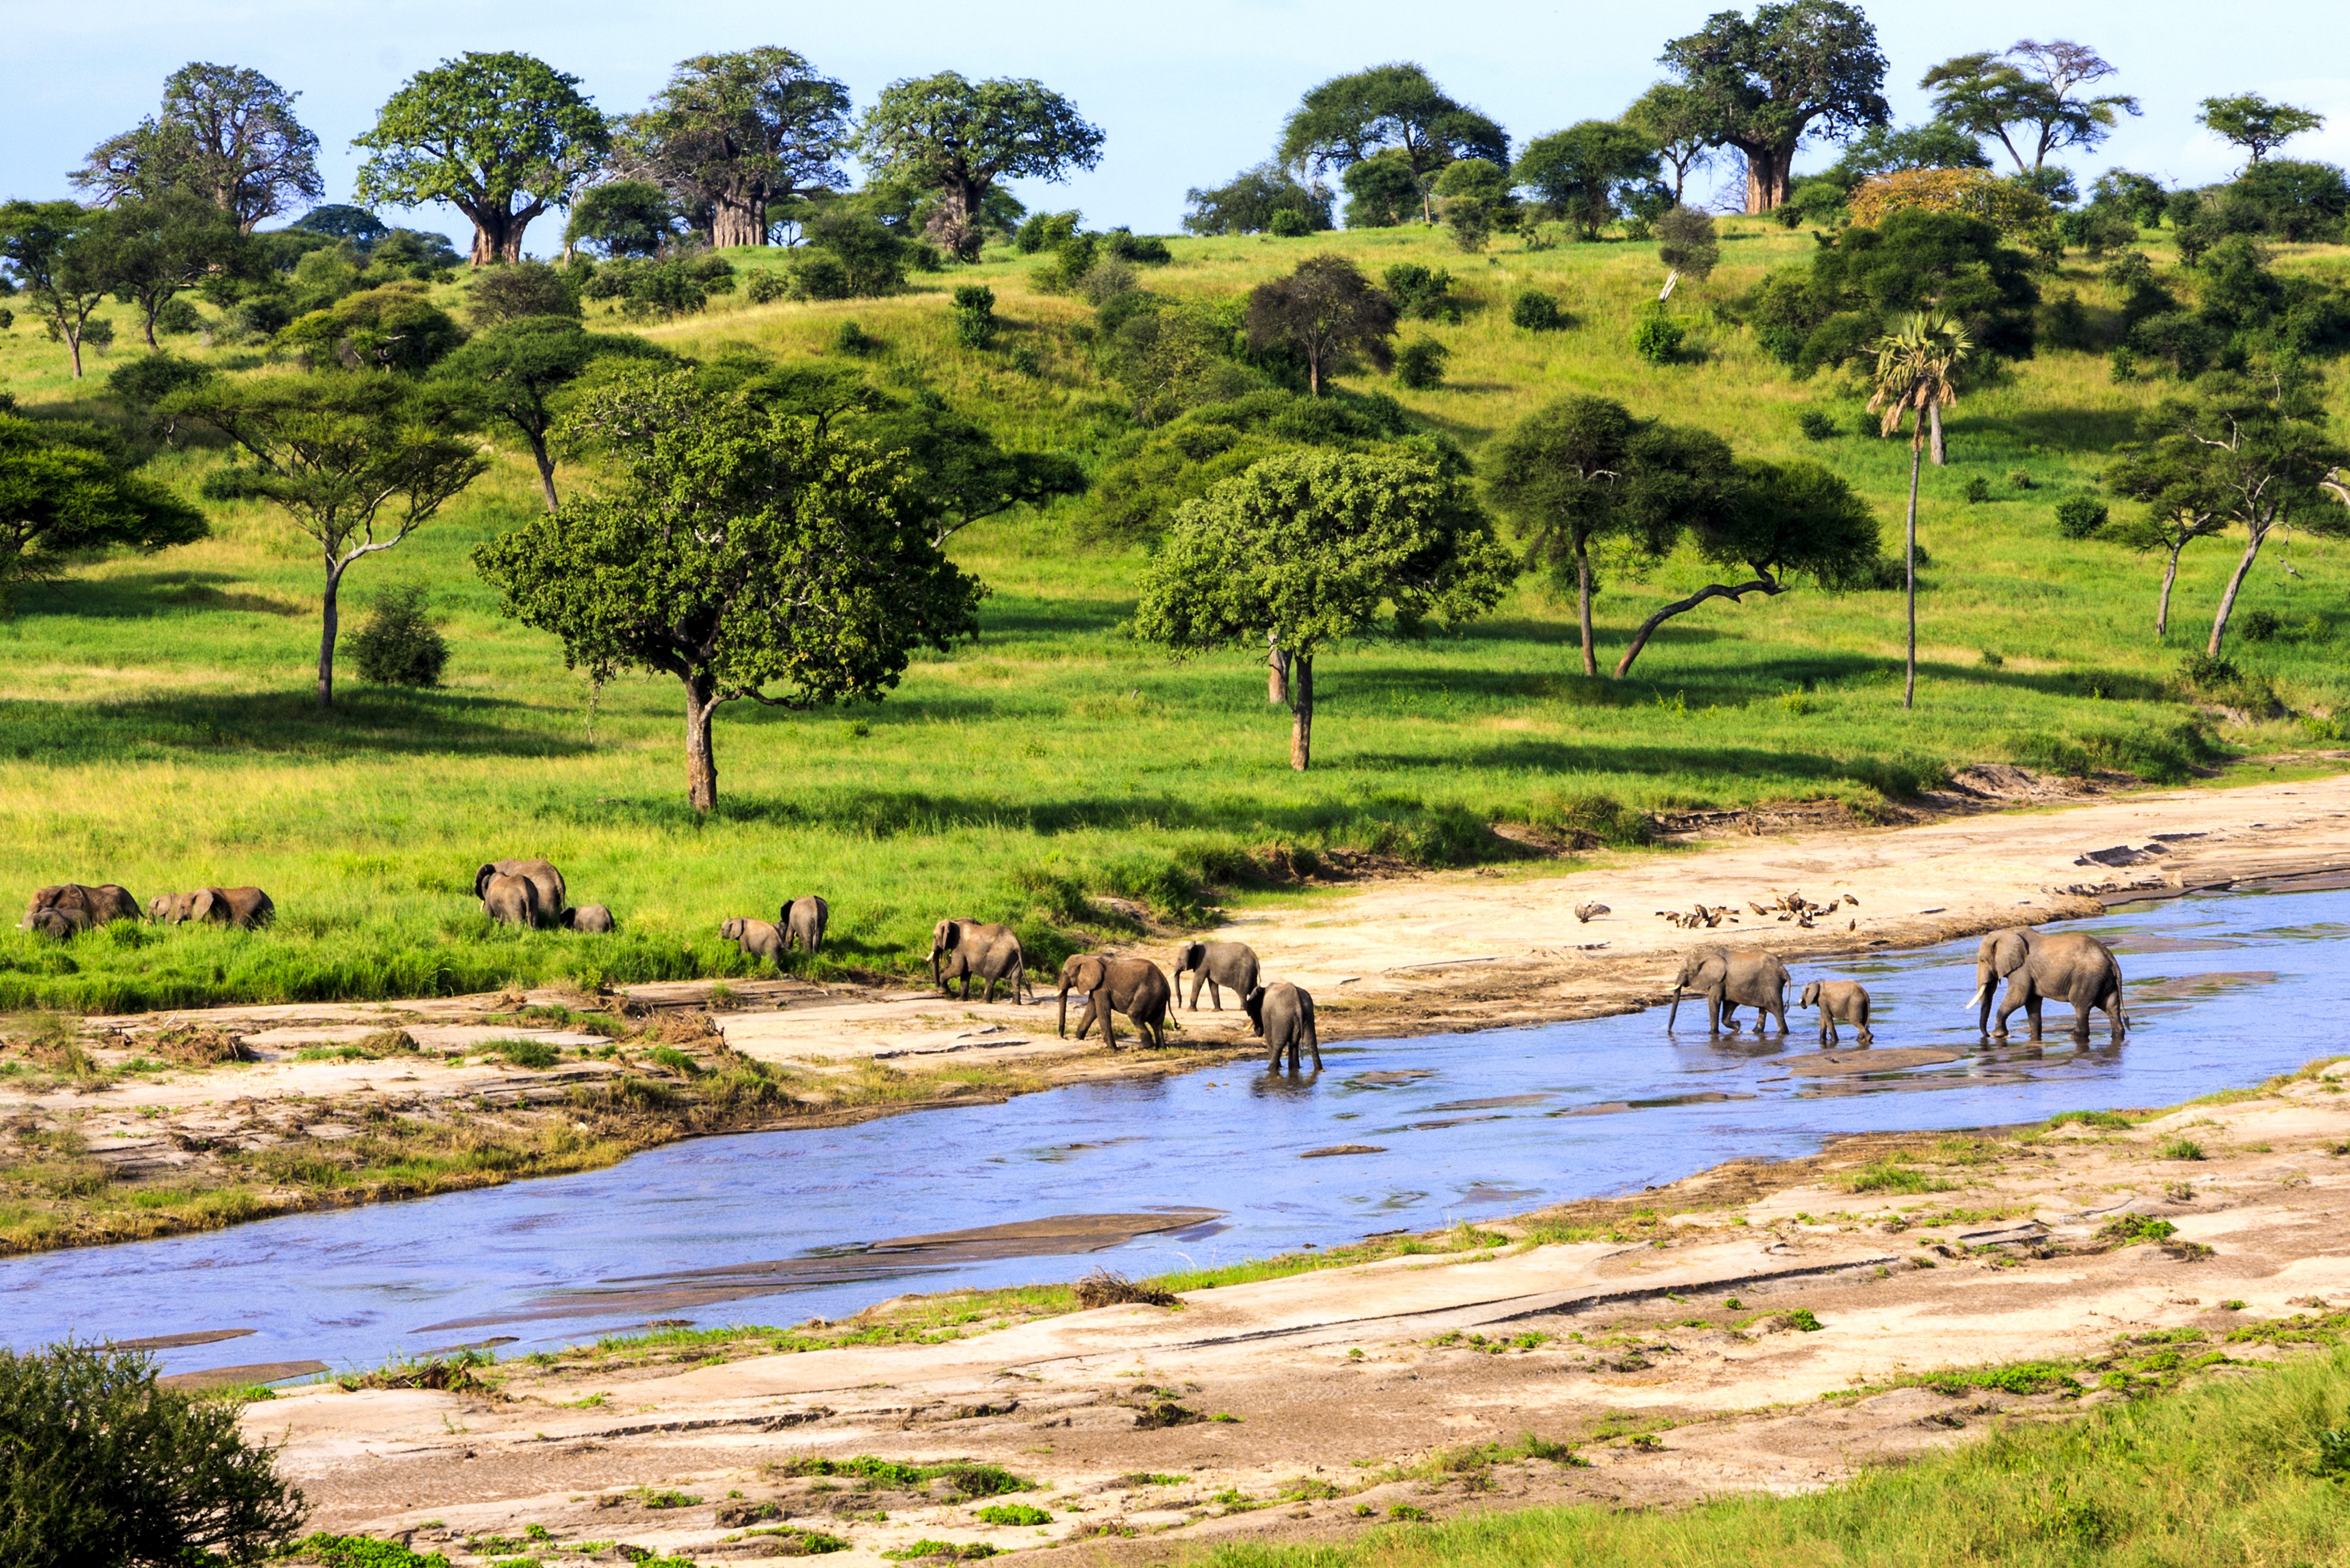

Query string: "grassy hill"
[[1, 217, 2344, 1010]]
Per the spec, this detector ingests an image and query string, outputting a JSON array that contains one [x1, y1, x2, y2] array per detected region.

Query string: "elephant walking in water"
[[1972, 928, 2124, 1042], [1246, 982, 1320, 1071], [1667, 945, 1790, 1033]]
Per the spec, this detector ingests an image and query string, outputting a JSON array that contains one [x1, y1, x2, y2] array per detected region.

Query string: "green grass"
[[1185, 1346, 2350, 1568], [5, 221, 2349, 1009]]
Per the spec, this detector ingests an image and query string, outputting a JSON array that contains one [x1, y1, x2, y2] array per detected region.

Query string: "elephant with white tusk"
[[1245, 982, 1320, 1071], [1174, 940, 1259, 1013], [1667, 945, 1790, 1034], [778, 896, 829, 955], [1798, 979, 1873, 1045], [1056, 954, 1172, 1048], [930, 919, 1032, 1003], [474, 860, 564, 929], [1970, 928, 2124, 1042]]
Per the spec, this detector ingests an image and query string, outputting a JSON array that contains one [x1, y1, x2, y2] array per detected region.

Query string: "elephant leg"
[[1855, 1017, 1874, 1045], [1210, 980, 1222, 1011], [1820, 1016, 1834, 1046], [2025, 994, 2045, 1042], [1093, 990, 1118, 1048], [2069, 999, 2093, 1041]]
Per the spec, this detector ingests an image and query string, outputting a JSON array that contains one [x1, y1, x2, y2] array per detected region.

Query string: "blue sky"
[[5, 0, 2345, 252]]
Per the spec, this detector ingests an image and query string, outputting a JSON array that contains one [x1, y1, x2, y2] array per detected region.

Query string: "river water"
[[5, 889, 2343, 1379]]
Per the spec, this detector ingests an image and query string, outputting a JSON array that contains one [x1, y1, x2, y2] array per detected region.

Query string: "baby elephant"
[[1245, 982, 1320, 1071], [481, 872, 543, 928], [777, 895, 828, 954], [24, 883, 139, 930], [1057, 954, 1173, 1049], [1799, 979, 1873, 1046], [26, 906, 92, 940], [150, 887, 275, 928], [562, 904, 615, 933], [720, 917, 785, 968]]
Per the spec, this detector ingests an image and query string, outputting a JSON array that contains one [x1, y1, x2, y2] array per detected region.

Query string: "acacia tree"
[[1867, 312, 1972, 709], [2197, 94, 2326, 167], [1483, 395, 1731, 677], [1660, 0, 1890, 213], [0, 201, 114, 378], [1134, 449, 1514, 771], [2103, 450, 2226, 638], [856, 73, 1103, 260], [1615, 458, 1878, 676], [0, 414, 209, 606], [354, 52, 610, 265], [1921, 41, 2139, 175], [1277, 64, 1509, 224], [72, 62, 323, 231], [475, 369, 983, 812], [620, 49, 854, 249], [1244, 254, 1398, 397], [1512, 121, 1661, 240], [1625, 83, 1713, 203], [170, 375, 489, 706], [79, 192, 260, 347], [431, 317, 668, 512]]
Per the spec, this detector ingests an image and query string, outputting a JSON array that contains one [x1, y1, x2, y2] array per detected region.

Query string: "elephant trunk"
[[1667, 986, 1682, 1029], [1057, 984, 1069, 1038], [1972, 964, 1995, 1031]]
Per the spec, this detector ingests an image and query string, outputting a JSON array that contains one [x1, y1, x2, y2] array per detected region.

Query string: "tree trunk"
[[2208, 522, 2270, 658], [1574, 535, 1597, 678], [1904, 435, 1923, 710], [528, 431, 560, 515], [1305, 344, 1323, 398], [1928, 401, 1947, 466], [1289, 655, 1313, 772], [711, 192, 767, 249], [468, 217, 503, 269], [141, 303, 160, 350], [1743, 146, 1792, 213], [1267, 630, 1288, 704], [317, 560, 342, 710], [2156, 541, 2183, 638], [1614, 578, 1780, 678], [685, 675, 720, 814], [64, 316, 83, 380]]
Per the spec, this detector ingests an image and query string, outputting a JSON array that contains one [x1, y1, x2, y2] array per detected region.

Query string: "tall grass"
[[1, 221, 2345, 1008]]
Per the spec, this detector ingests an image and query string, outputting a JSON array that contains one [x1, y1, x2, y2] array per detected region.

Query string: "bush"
[[952, 285, 997, 349], [347, 585, 448, 688], [2052, 495, 2109, 538], [2241, 607, 2282, 642], [1382, 263, 1462, 324], [1655, 206, 1719, 280], [1631, 305, 1684, 364], [744, 270, 789, 305], [1797, 407, 1839, 441], [154, 297, 204, 335], [1963, 475, 1992, 504], [1394, 339, 1448, 390], [833, 319, 879, 356], [0, 1342, 307, 1566], [465, 260, 580, 328], [1510, 290, 1563, 331], [1268, 209, 1311, 238]]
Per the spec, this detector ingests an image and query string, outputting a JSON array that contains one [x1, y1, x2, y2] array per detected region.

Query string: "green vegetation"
[[770, 1456, 1032, 1499]]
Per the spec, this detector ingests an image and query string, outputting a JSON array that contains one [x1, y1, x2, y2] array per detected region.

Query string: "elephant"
[[1667, 945, 1790, 1034], [152, 887, 274, 928], [1799, 980, 1873, 1046], [474, 860, 564, 928], [481, 872, 543, 928], [1971, 928, 2125, 1042], [721, 917, 785, 967], [26, 906, 92, 940], [1056, 953, 1172, 1048], [1245, 982, 1320, 1071], [778, 896, 829, 954], [24, 883, 139, 930], [930, 919, 1032, 1003], [562, 904, 615, 933], [1175, 940, 1260, 1014]]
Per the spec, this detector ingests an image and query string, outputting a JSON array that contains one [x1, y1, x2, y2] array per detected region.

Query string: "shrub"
[[2241, 607, 2282, 642], [1849, 168, 2051, 235], [1963, 475, 1992, 504], [744, 270, 789, 305], [2159, 1138, 2207, 1161], [2055, 495, 2109, 538], [951, 285, 997, 349], [1510, 290, 1563, 331], [974, 1504, 1051, 1526], [348, 585, 448, 688], [154, 297, 204, 335], [1797, 406, 1839, 441], [1268, 209, 1310, 238], [1655, 206, 1719, 281], [832, 319, 879, 356], [1395, 338, 1448, 390], [1382, 263, 1462, 323], [0, 1342, 307, 1566], [465, 260, 580, 328], [1631, 305, 1684, 364], [1072, 1268, 1179, 1309]]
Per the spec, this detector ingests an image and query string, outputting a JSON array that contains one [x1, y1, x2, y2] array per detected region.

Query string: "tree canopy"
[[1133, 448, 1514, 769], [1625, 83, 1714, 203], [0, 201, 115, 378], [474, 367, 985, 811], [619, 48, 854, 248], [72, 62, 323, 232], [1183, 163, 1334, 235], [0, 415, 209, 607], [76, 191, 262, 348], [1277, 64, 1507, 224], [1921, 40, 2138, 175], [353, 51, 611, 265], [564, 180, 678, 258], [1245, 254, 1398, 397], [1513, 121, 1663, 240], [856, 73, 1103, 260], [1747, 207, 2038, 375], [2197, 93, 2325, 167], [432, 315, 669, 511], [1659, 1, 1890, 213]]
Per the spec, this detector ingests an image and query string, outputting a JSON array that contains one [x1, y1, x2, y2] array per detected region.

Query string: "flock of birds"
[[1654, 889, 1860, 930]]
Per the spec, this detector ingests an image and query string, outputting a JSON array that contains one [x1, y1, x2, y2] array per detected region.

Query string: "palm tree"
[[1868, 313, 1973, 709]]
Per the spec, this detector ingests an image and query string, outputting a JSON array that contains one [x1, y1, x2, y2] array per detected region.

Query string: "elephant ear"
[[190, 889, 217, 923], [1994, 930, 2032, 974], [475, 864, 498, 898]]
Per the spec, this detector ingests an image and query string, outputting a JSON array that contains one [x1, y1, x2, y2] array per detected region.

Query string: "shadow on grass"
[[0, 689, 592, 762], [19, 570, 309, 620]]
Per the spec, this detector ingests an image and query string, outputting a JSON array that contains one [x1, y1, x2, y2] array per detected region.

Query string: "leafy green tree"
[[1134, 449, 1513, 770], [2197, 93, 2325, 167], [1339, 151, 1424, 228], [354, 51, 611, 265], [0, 1342, 306, 1568], [1615, 458, 1877, 675], [1277, 64, 1508, 225], [77, 191, 261, 347], [2089, 169, 2168, 228], [1866, 312, 1972, 707], [2223, 161, 2350, 242], [1820, 120, 1992, 186], [1514, 122, 1662, 240], [0, 201, 116, 378], [1245, 254, 1398, 396], [1432, 157, 1513, 249], [1483, 394, 1731, 675], [170, 373, 489, 706], [290, 204, 391, 249], [474, 367, 984, 812], [1655, 206, 1719, 281], [1183, 163, 1333, 235], [1747, 208, 2038, 375], [856, 73, 1103, 261], [0, 415, 208, 607], [2104, 447, 2225, 638], [273, 282, 466, 374], [564, 180, 677, 258], [1921, 41, 2138, 176], [72, 62, 323, 231], [620, 49, 854, 248], [1625, 82, 1714, 203], [432, 316, 666, 510], [1659, 1, 1890, 213], [2108, 368, 2346, 655], [464, 258, 581, 327]]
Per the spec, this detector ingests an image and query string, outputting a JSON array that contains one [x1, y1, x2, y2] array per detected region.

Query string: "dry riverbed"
[[11, 764, 2350, 1256]]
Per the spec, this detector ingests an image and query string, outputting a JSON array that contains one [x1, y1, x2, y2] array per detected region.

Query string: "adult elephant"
[[24, 884, 139, 929], [1056, 953, 1172, 1048], [481, 872, 543, 928], [1175, 941, 1260, 1013], [153, 887, 275, 928], [930, 919, 1032, 1002], [475, 860, 564, 928], [1667, 945, 1790, 1034], [1971, 928, 2125, 1042], [779, 896, 829, 955], [1246, 982, 1320, 1070]]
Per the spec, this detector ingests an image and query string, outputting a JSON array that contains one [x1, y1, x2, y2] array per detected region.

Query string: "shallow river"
[[6, 888, 2345, 1379]]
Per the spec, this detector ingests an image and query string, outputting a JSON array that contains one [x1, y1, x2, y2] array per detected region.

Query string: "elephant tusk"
[[1965, 985, 1985, 1012]]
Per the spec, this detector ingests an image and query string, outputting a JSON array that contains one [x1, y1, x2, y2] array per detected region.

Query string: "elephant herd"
[[21, 881, 274, 938], [1667, 926, 2128, 1045]]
